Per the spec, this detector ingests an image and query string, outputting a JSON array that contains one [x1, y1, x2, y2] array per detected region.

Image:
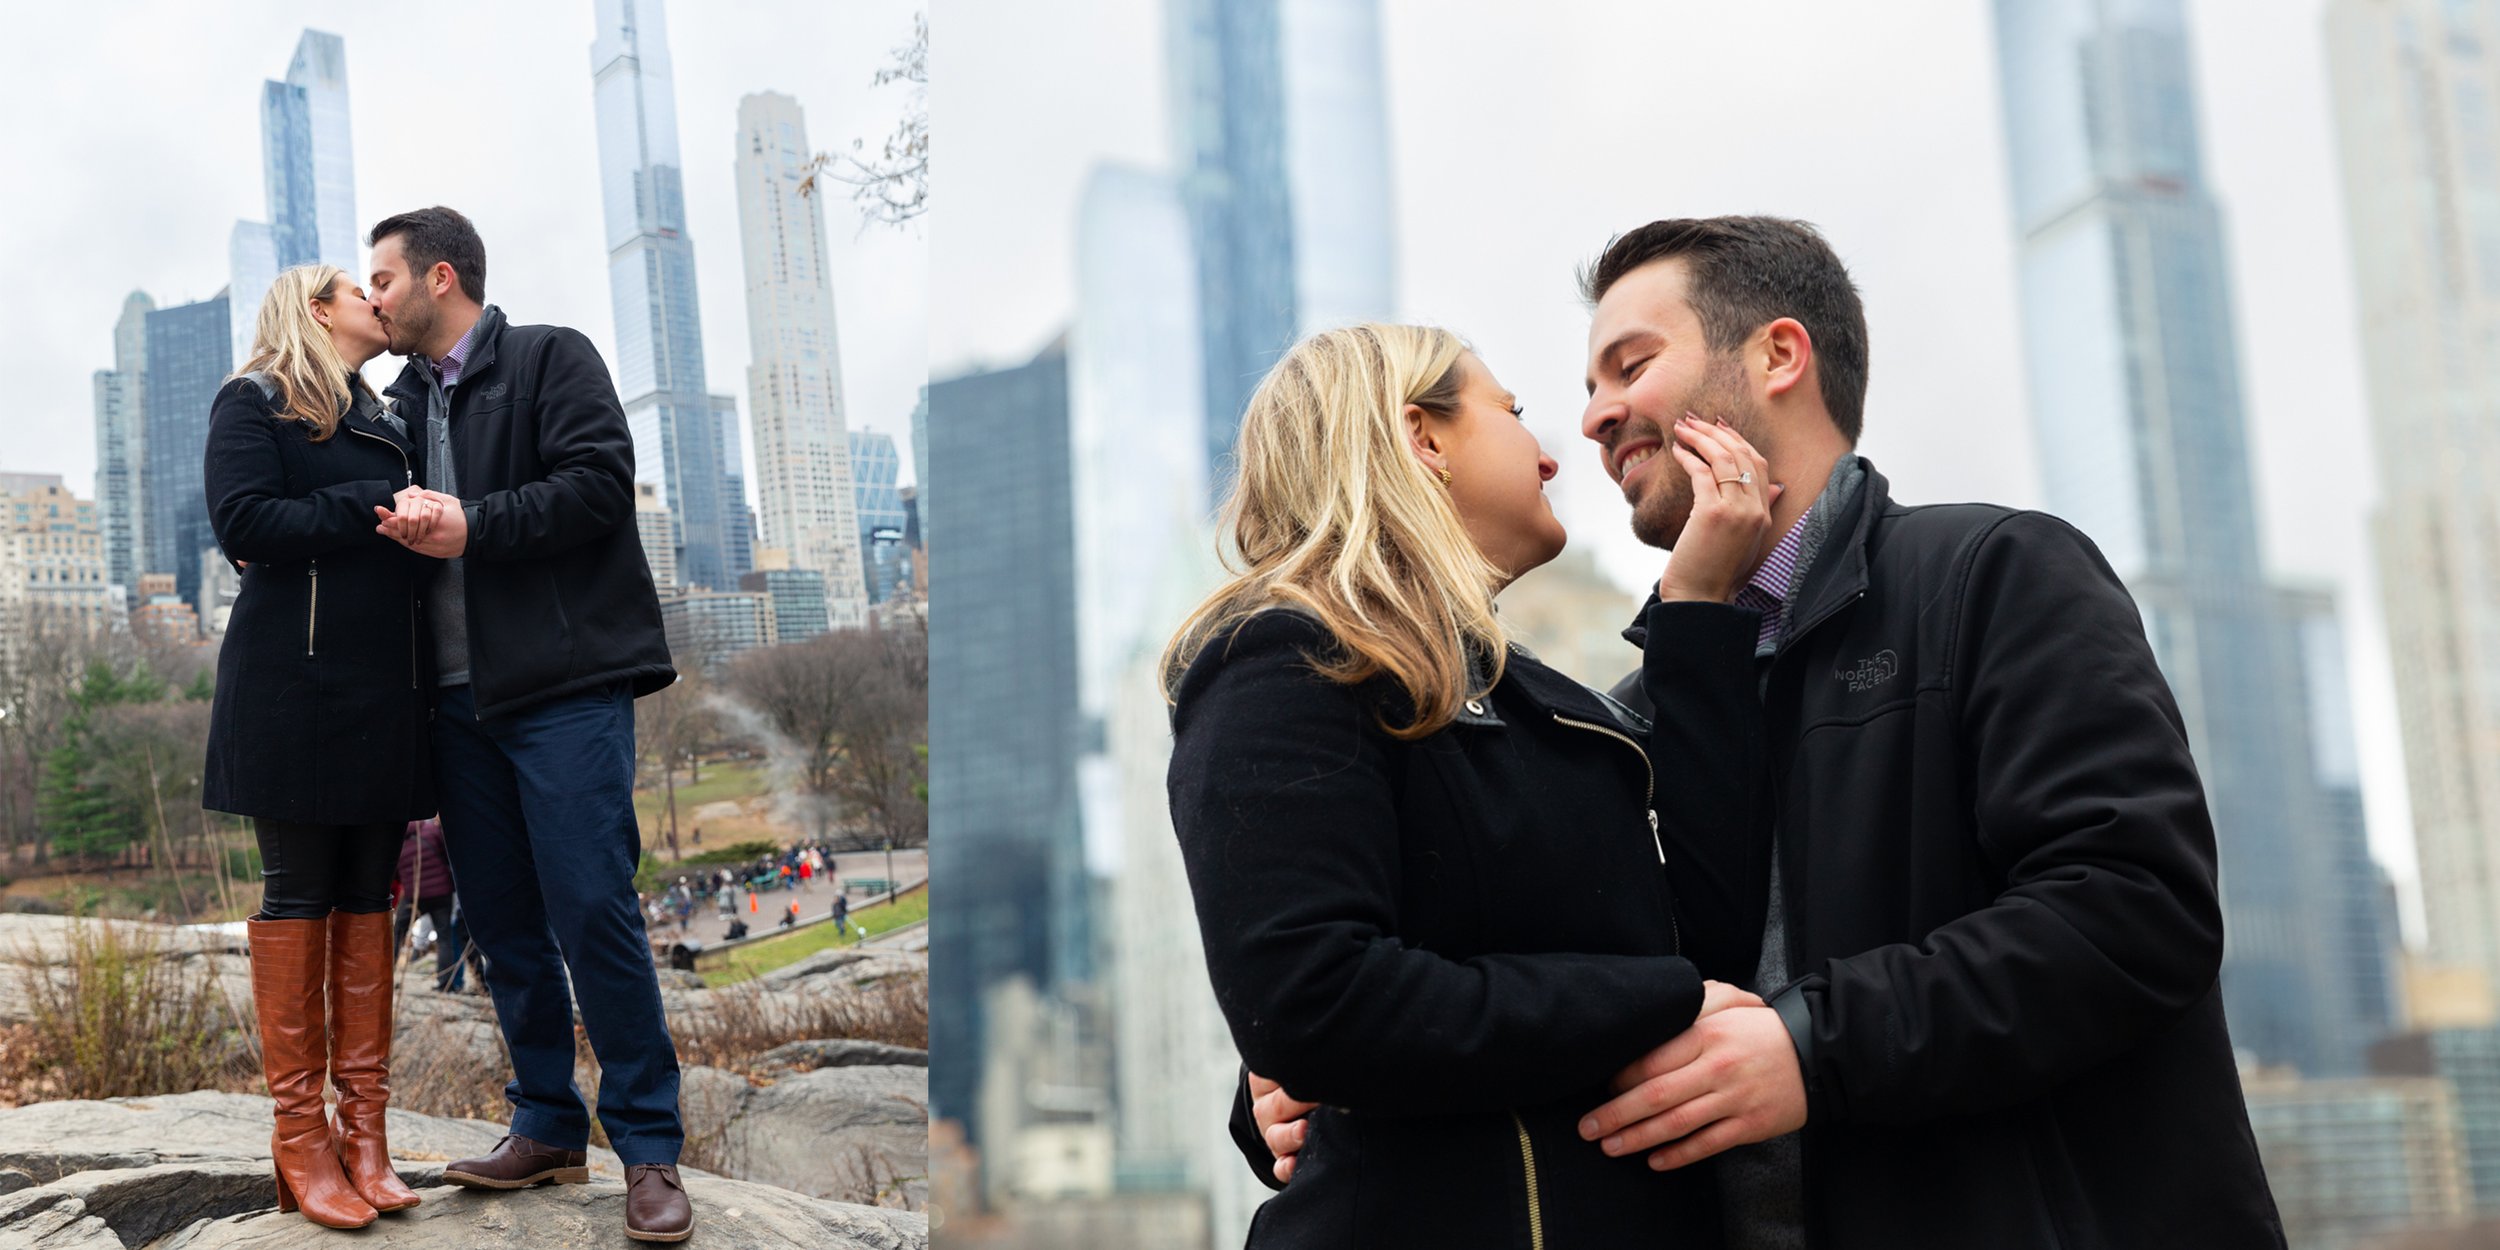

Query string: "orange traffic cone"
[[747, 891, 757, 913]]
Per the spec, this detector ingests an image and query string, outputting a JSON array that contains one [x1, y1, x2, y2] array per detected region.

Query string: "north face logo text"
[[1836, 650, 1900, 693]]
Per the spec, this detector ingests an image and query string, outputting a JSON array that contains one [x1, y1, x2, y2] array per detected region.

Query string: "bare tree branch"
[[801, 11, 927, 229]]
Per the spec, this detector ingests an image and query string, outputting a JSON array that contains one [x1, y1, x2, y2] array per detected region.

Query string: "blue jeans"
[[433, 681, 682, 1166]]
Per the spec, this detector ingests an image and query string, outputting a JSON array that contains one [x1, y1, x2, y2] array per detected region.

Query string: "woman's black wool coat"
[[201, 374, 438, 825]]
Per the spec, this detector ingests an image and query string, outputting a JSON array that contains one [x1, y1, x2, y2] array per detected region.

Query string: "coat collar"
[[334, 376, 413, 452], [1474, 640, 1646, 735], [384, 304, 508, 408], [1618, 456, 1892, 652]]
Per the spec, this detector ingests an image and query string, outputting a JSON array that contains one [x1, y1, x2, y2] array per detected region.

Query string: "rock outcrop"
[[0, 1090, 926, 1249]]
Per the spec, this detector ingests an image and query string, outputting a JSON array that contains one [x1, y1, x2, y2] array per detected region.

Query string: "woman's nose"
[[1537, 455, 1558, 483]]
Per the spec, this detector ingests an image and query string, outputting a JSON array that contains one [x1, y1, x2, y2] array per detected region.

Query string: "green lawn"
[[635, 761, 782, 852], [699, 888, 929, 987], [636, 760, 769, 818]]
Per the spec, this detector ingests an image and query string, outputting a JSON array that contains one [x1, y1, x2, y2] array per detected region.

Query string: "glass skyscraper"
[[90, 291, 151, 601], [591, 0, 746, 594], [227, 222, 276, 369], [736, 566, 830, 644], [849, 429, 906, 606], [234, 30, 354, 368], [261, 30, 356, 272], [927, 342, 1087, 1141], [1991, 0, 2395, 1075], [1167, 0, 1395, 502], [143, 293, 230, 618], [909, 389, 927, 535]]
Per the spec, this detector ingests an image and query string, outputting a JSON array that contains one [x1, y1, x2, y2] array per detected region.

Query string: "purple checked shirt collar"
[[428, 314, 485, 390], [1733, 516, 1809, 653]]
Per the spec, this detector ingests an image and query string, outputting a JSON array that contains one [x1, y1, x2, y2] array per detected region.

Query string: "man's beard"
[[381, 296, 434, 358], [1628, 355, 1762, 551]]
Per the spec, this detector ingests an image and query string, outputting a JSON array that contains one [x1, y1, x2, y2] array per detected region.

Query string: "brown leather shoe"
[[327, 910, 421, 1212], [247, 917, 378, 1230], [441, 1133, 590, 1189], [625, 1163, 693, 1243]]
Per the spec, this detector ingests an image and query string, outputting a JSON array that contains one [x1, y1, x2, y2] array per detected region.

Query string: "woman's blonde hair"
[[1161, 323, 1510, 740], [237, 264, 376, 441]]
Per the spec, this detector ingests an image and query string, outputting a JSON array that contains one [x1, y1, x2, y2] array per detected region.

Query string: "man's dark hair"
[[367, 206, 487, 304], [1579, 217, 1868, 444]]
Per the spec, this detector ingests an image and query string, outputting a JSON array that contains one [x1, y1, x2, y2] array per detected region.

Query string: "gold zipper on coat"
[[1551, 713, 1677, 955], [306, 560, 319, 656], [1511, 1112, 1546, 1250]]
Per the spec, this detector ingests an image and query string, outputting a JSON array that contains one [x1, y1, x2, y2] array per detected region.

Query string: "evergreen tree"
[[35, 660, 160, 863]]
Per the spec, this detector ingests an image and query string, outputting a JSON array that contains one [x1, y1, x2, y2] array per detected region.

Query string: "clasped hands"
[[374, 486, 468, 558], [1249, 980, 1806, 1181]]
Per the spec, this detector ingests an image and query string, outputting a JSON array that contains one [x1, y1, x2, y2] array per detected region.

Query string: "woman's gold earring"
[[1436, 468, 1453, 487]]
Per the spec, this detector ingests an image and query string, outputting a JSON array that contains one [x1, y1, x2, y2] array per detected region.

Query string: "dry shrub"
[[389, 1014, 519, 1125], [10, 918, 256, 1100], [672, 969, 927, 1076]]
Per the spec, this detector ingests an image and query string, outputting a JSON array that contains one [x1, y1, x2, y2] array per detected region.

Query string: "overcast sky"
[[935, 0, 2422, 934], [3, 0, 924, 498]]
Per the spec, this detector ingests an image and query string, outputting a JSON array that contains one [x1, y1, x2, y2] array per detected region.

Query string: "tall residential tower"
[[733, 90, 868, 628], [2326, 0, 2500, 1000]]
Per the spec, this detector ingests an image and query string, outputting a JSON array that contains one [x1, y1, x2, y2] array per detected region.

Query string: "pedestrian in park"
[[394, 818, 460, 992]]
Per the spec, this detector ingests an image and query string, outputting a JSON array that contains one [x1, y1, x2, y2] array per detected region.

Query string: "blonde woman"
[[202, 263, 441, 1228], [1165, 324, 1781, 1247]]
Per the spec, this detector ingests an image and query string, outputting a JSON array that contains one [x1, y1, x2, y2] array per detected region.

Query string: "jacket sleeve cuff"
[[1769, 981, 1822, 1121], [461, 503, 485, 557]]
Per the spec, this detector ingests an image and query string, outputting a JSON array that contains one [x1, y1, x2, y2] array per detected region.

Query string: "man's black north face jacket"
[[380, 307, 675, 720], [1604, 459, 2285, 1249]]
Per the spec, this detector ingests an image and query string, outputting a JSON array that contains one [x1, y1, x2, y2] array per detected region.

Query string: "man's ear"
[[1759, 317, 1813, 403]]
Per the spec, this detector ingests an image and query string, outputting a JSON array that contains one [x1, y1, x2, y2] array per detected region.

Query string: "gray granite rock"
[[715, 1065, 927, 1207], [752, 1039, 928, 1072], [0, 1091, 921, 1249], [156, 1178, 926, 1249]]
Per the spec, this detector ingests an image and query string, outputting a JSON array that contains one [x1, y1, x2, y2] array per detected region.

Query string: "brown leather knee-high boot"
[[247, 916, 378, 1229], [327, 909, 422, 1212]]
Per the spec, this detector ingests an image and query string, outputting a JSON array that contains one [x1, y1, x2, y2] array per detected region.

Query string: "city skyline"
[[3, 3, 924, 533]]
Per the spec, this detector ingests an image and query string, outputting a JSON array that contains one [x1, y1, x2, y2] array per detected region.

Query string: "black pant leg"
[[254, 819, 341, 921], [332, 822, 403, 916]]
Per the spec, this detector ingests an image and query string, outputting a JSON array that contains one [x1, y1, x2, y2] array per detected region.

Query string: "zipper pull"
[[1648, 809, 1664, 864]]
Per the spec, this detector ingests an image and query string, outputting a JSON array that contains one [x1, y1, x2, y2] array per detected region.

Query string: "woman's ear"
[[1403, 402, 1448, 476], [309, 299, 333, 331]]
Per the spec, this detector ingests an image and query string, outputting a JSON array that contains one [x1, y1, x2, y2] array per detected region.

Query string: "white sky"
[[935, 0, 2423, 938], [2, 0, 925, 502]]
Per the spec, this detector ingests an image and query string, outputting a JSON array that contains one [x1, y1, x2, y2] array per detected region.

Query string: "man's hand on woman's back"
[[1249, 980, 1767, 1182]]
